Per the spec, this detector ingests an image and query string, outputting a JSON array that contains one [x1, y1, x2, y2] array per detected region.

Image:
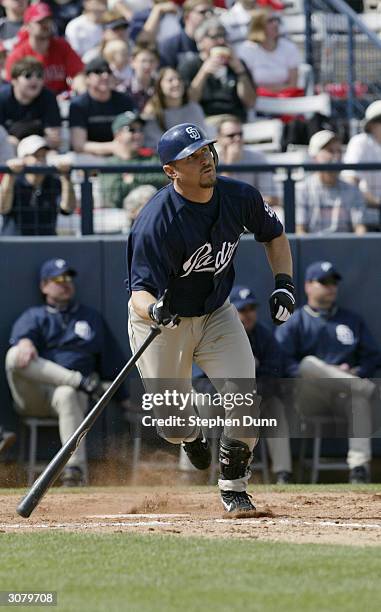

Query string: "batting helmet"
[[158, 123, 217, 165]]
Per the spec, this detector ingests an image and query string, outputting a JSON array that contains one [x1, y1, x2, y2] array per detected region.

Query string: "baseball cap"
[[308, 130, 338, 157], [40, 258, 77, 282], [112, 111, 145, 135], [364, 100, 381, 128], [24, 2, 53, 24], [305, 261, 342, 282], [17, 135, 49, 158], [85, 57, 111, 75], [230, 285, 259, 310]]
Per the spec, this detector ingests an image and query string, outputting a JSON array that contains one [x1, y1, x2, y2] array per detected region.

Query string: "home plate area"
[[2, 488, 381, 546]]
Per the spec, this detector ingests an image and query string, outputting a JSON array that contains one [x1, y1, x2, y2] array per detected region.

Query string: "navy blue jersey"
[[275, 305, 381, 379], [9, 302, 128, 398], [126, 176, 283, 317]]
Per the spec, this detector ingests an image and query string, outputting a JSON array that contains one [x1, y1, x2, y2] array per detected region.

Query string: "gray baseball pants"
[[128, 299, 260, 491], [5, 347, 87, 470], [298, 356, 374, 469]]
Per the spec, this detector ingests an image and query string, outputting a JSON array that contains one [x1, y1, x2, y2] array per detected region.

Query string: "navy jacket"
[[126, 176, 283, 317], [275, 305, 381, 379], [9, 302, 127, 393]]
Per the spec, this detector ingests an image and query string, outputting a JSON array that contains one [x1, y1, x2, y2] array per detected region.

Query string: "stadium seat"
[[298, 415, 348, 484]]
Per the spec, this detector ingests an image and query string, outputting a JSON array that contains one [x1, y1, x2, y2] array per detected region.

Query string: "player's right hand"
[[148, 290, 180, 329]]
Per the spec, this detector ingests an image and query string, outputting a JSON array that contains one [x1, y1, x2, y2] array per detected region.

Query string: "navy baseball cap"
[[40, 258, 76, 281], [305, 261, 342, 282], [230, 285, 259, 310]]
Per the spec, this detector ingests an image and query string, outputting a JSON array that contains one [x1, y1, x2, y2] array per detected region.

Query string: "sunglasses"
[[20, 71, 44, 79], [50, 274, 73, 284], [222, 131, 243, 139], [317, 278, 338, 286], [91, 69, 112, 75], [267, 16, 281, 23]]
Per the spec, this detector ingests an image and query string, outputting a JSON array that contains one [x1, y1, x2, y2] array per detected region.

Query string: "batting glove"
[[148, 290, 180, 329], [269, 274, 296, 325]]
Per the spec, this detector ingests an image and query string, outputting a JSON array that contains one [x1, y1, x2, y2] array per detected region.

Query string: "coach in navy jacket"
[[5, 258, 127, 486], [275, 260, 381, 483]]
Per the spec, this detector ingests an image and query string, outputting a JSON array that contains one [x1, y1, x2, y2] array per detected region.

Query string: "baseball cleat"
[[221, 490, 256, 513], [349, 465, 370, 484], [275, 471, 292, 484], [182, 435, 211, 470], [0, 430, 16, 455], [61, 466, 85, 487]]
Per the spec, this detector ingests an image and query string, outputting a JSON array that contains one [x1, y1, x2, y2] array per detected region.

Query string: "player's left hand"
[[148, 290, 180, 329], [269, 274, 296, 325]]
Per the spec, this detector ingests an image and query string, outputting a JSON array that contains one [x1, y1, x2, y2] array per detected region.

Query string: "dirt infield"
[[1, 487, 381, 546]]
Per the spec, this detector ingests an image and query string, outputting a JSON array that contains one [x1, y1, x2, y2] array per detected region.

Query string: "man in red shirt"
[[5, 2, 84, 95]]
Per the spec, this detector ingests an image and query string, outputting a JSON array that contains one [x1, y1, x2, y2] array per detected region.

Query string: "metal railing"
[[305, 0, 381, 129], [1, 161, 381, 234]]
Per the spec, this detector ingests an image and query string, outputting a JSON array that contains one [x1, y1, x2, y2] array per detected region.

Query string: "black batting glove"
[[148, 289, 180, 329], [269, 273, 296, 325]]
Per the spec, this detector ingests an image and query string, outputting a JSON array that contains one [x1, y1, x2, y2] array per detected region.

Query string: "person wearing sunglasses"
[[216, 115, 280, 209], [160, 0, 214, 69], [178, 17, 256, 124], [101, 111, 168, 211], [276, 261, 381, 484], [69, 56, 136, 158], [5, 257, 128, 486], [0, 56, 61, 150]]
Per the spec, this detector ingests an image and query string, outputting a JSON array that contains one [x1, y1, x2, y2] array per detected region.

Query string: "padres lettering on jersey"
[[126, 176, 283, 317]]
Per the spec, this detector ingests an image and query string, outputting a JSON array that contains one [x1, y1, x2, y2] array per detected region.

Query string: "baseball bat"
[[16, 324, 161, 518]]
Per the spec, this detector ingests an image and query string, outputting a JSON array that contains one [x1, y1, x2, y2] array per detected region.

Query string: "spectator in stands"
[[5, 257, 127, 485], [0, 124, 14, 162], [230, 285, 292, 484], [44, 0, 84, 36], [237, 9, 302, 94], [343, 100, 381, 232], [0, 425, 16, 455], [276, 260, 380, 484], [130, 0, 182, 56], [142, 66, 206, 148], [101, 110, 167, 209], [216, 115, 280, 208], [159, 0, 214, 69], [127, 46, 158, 111], [5, 2, 84, 95], [65, 0, 106, 59], [123, 183, 157, 231], [178, 17, 256, 124], [296, 130, 366, 235], [69, 56, 135, 156], [77, 14, 130, 64], [103, 40, 131, 92], [0, 57, 62, 150], [0, 135, 76, 235], [0, 0, 28, 52]]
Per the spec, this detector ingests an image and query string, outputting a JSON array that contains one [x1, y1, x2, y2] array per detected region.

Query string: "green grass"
[[1, 533, 381, 612]]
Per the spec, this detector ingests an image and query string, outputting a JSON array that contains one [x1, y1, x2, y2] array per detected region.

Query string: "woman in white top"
[[142, 67, 207, 148], [237, 9, 302, 92]]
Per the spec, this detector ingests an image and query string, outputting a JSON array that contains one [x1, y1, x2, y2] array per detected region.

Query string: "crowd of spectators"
[[0, 0, 380, 236]]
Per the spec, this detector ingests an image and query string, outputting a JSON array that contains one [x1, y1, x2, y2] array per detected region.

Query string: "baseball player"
[[126, 123, 295, 512]]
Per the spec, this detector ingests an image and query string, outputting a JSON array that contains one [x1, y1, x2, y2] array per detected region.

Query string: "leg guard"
[[219, 433, 252, 481]]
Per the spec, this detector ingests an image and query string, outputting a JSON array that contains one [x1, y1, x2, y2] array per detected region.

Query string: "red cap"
[[24, 2, 53, 24]]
